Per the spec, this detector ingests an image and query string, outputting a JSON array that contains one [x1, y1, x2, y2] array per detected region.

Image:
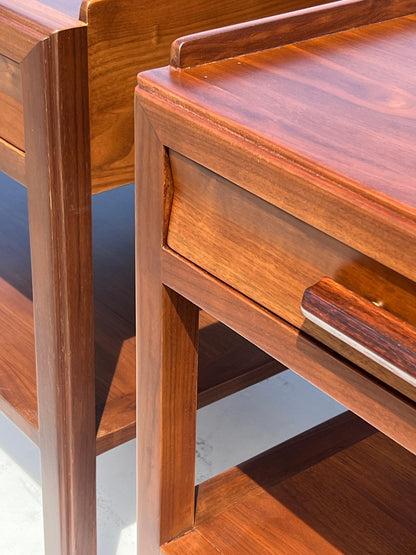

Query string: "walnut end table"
[[135, 1, 416, 552]]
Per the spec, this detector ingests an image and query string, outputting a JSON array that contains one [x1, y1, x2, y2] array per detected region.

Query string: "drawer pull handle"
[[301, 278, 416, 387]]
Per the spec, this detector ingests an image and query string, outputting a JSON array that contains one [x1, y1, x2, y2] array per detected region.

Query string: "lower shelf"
[[163, 412, 416, 554], [0, 180, 283, 453]]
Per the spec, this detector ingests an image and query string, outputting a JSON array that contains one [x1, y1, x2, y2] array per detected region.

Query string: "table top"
[[140, 14, 416, 221]]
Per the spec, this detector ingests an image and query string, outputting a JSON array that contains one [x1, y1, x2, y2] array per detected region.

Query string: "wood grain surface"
[[0, 274, 38, 443], [163, 419, 416, 553], [194, 412, 374, 523], [171, 0, 416, 68], [136, 7, 416, 552], [144, 14, 416, 216], [83, 0, 334, 192], [134, 96, 280, 555], [168, 151, 416, 330], [138, 51, 416, 289], [22, 23, 95, 554], [162, 249, 416, 455], [0, 177, 281, 453], [136, 101, 198, 553], [167, 151, 416, 399], [0, 0, 83, 61], [0, 137, 24, 182], [0, 0, 340, 192], [302, 278, 416, 386], [0, 55, 24, 150], [0, 1, 85, 188]]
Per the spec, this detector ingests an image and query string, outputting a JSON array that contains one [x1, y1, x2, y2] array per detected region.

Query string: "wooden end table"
[[0, 0, 331, 551], [135, 1, 416, 552]]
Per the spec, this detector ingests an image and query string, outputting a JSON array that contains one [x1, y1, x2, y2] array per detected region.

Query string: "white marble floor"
[[0, 370, 344, 554]]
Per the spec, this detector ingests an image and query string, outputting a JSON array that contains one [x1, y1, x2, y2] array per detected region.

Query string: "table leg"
[[22, 29, 96, 555], [136, 100, 199, 553]]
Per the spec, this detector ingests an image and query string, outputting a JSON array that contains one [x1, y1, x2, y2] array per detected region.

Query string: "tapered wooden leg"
[[22, 30, 96, 555], [136, 99, 199, 553]]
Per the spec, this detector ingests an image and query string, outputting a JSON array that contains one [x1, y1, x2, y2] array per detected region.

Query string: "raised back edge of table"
[[171, 0, 416, 68]]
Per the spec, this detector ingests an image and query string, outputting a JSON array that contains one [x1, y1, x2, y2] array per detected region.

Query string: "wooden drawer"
[[167, 151, 416, 400]]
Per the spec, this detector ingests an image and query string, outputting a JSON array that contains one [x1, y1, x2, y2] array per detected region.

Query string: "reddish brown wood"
[[0, 0, 80, 61], [198, 312, 285, 407], [166, 150, 416, 399], [136, 8, 416, 552], [0, 268, 280, 455], [22, 24, 95, 555], [159, 287, 199, 542], [82, 0, 333, 192], [195, 411, 375, 524], [302, 278, 416, 386], [138, 14, 416, 285], [0, 55, 24, 150], [0, 178, 277, 458], [0, 1, 83, 191], [0, 275, 38, 443], [0, 0, 335, 191], [171, 0, 415, 68], [136, 101, 199, 553], [163, 429, 416, 553], [162, 249, 416, 454], [0, 0, 340, 552]]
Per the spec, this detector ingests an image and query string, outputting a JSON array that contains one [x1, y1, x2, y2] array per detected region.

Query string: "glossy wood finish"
[[136, 100, 283, 553], [0, 0, 79, 58], [139, 11, 416, 397], [0, 0, 81, 184], [0, 179, 281, 454], [82, 0, 332, 192], [302, 278, 416, 387], [0, 2, 97, 552], [161, 250, 416, 454], [171, 0, 416, 68], [0, 274, 37, 442], [166, 10, 416, 212], [136, 3, 416, 552], [22, 24, 95, 555], [0, 0, 330, 190], [167, 152, 416, 329], [0, 0, 318, 551], [193, 412, 375, 522], [0, 0, 289, 448], [135, 103, 198, 551], [142, 18, 416, 284], [163, 416, 416, 554], [167, 150, 416, 400]]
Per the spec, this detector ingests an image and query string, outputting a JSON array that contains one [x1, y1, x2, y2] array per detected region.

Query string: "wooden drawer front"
[[0, 54, 24, 151], [167, 151, 416, 399]]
